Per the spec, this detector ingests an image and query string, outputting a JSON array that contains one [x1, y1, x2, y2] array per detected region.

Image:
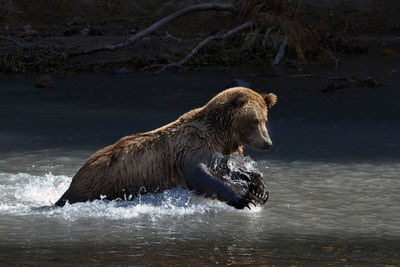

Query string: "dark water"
[[0, 63, 399, 265]]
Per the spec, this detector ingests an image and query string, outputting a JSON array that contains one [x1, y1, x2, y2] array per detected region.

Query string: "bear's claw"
[[248, 181, 269, 205], [229, 186, 266, 209]]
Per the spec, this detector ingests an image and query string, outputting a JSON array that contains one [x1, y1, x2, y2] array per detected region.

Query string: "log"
[[272, 39, 287, 65], [67, 3, 238, 57]]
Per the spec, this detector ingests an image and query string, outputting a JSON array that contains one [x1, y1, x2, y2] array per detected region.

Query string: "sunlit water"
[[1, 152, 399, 264], [1, 150, 399, 240]]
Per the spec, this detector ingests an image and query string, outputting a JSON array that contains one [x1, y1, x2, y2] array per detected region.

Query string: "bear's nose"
[[263, 141, 273, 150]]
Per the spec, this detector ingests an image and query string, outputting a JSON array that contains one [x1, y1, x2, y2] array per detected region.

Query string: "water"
[[1, 154, 399, 264], [1, 68, 399, 265], [1, 157, 399, 236]]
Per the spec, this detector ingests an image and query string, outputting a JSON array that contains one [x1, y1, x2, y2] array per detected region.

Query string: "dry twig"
[[142, 21, 253, 73]]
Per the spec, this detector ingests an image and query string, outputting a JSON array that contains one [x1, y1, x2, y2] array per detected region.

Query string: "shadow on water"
[[0, 60, 400, 265], [1, 66, 399, 162]]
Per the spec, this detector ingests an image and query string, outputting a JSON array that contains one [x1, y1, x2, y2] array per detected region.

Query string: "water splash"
[[0, 171, 232, 221], [227, 154, 260, 174], [210, 153, 262, 185]]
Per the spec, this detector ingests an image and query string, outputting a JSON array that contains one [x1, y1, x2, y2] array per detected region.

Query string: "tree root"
[[142, 21, 253, 73], [67, 3, 238, 57]]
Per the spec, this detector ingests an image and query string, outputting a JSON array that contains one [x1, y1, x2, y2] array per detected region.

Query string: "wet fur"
[[55, 87, 277, 206]]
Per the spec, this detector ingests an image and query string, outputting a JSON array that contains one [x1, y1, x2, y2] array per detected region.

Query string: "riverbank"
[[1, 0, 399, 73]]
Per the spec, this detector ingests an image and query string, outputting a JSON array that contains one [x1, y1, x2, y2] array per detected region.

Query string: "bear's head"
[[205, 87, 277, 152]]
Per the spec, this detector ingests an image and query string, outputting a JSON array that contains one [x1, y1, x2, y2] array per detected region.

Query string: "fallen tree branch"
[[262, 24, 278, 48], [272, 39, 287, 65], [67, 3, 238, 57], [142, 21, 253, 73]]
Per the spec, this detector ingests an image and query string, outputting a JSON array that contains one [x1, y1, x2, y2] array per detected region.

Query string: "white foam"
[[0, 172, 232, 221], [228, 154, 260, 174]]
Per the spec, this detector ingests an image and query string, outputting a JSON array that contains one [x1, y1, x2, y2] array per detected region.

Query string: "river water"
[[0, 64, 399, 265]]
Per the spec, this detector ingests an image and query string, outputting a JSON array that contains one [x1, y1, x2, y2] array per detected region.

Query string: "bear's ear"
[[262, 93, 277, 109], [232, 93, 249, 107]]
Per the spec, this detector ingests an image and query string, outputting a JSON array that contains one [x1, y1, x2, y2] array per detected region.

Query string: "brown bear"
[[55, 87, 277, 209]]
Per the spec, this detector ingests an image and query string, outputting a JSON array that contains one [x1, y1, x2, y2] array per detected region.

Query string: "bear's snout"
[[248, 137, 273, 150], [262, 140, 273, 150]]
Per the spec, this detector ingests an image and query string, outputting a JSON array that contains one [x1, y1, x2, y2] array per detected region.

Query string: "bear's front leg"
[[184, 161, 260, 209]]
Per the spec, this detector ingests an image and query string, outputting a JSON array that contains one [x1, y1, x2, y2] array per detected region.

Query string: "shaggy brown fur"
[[55, 87, 277, 206]]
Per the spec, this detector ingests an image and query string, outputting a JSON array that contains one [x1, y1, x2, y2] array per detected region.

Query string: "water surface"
[[0, 68, 399, 265]]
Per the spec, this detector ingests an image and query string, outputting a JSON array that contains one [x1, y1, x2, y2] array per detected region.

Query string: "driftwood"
[[262, 25, 278, 48], [272, 39, 287, 65], [67, 3, 237, 57], [142, 21, 253, 73]]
